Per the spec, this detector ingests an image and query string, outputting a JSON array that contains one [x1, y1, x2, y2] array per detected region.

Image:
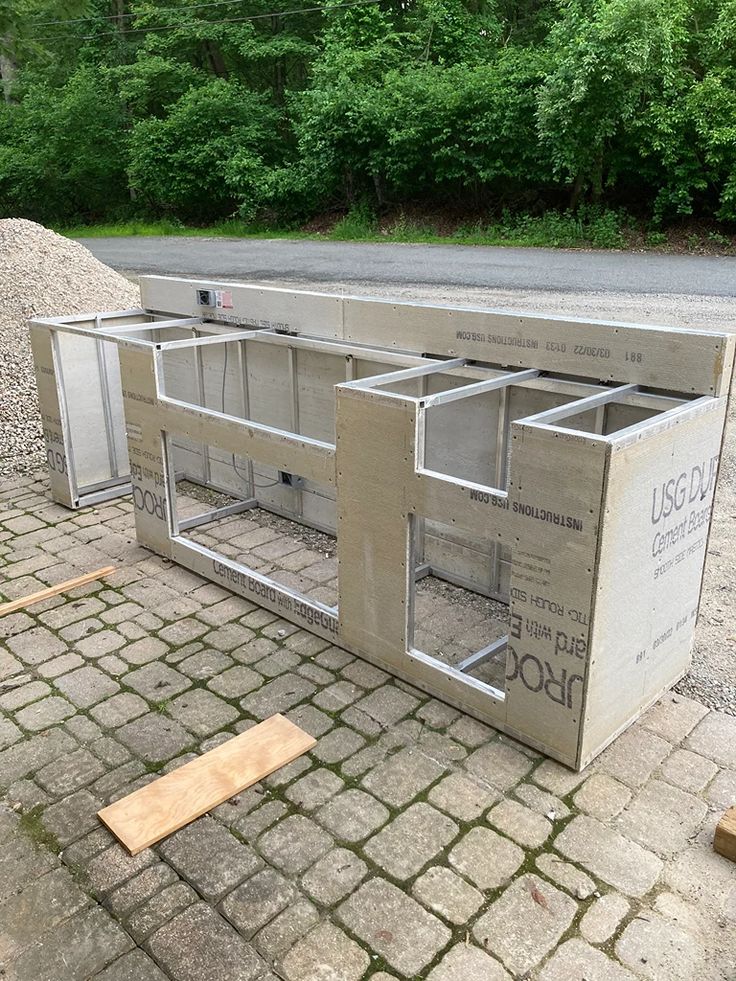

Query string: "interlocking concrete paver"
[[241, 673, 316, 719], [91, 692, 149, 729], [285, 767, 344, 810], [596, 728, 672, 788], [615, 778, 708, 857], [580, 892, 631, 944], [535, 853, 596, 899], [252, 897, 319, 959], [36, 747, 107, 797], [258, 814, 332, 873], [616, 911, 713, 980], [555, 814, 663, 897], [126, 881, 198, 942], [464, 739, 534, 790], [0, 727, 77, 785], [15, 694, 76, 731], [354, 686, 420, 726], [0, 718, 22, 750], [641, 691, 709, 743], [165, 687, 239, 736], [55, 665, 120, 708], [159, 816, 262, 901], [706, 767, 736, 809], [124, 661, 191, 700], [426, 943, 510, 981], [221, 867, 297, 938], [315, 788, 389, 842], [85, 844, 157, 897], [0, 679, 51, 711], [116, 713, 194, 762], [473, 874, 577, 976], [280, 923, 370, 980], [93, 949, 169, 981], [685, 710, 736, 769], [339, 877, 451, 976], [573, 773, 632, 820], [412, 866, 484, 925], [106, 863, 179, 917], [207, 664, 261, 697], [147, 902, 266, 981], [539, 938, 637, 980], [42, 790, 102, 845], [6, 625, 66, 664], [364, 802, 458, 881], [312, 725, 365, 763], [300, 846, 367, 906], [488, 798, 552, 847], [1, 477, 733, 981], [448, 826, 524, 890], [660, 747, 718, 793], [362, 746, 446, 806], [0, 833, 57, 901], [428, 770, 498, 820], [0, 866, 90, 961], [6, 906, 133, 980], [37, 652, 84, 678]]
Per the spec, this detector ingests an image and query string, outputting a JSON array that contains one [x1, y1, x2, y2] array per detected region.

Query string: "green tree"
[[127, 77, 279, 219]]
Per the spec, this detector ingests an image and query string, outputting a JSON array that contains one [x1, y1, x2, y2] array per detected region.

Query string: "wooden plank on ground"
[[714, 806, 736, 863], [0, 566, 116, 617], [97, 714, 316, 854]]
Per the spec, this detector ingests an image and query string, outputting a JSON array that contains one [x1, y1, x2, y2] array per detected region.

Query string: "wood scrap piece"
[[98, 714, 316, 854], [714, 806, 736, 862], [0, 565, 116, 617]]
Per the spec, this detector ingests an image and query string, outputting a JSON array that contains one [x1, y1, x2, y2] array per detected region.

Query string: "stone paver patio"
[[0, 472, 735, 980]]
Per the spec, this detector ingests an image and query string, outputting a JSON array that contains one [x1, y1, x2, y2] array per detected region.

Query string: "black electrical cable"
[[221, 339, 281, 490], [29, 0, 384, 41]]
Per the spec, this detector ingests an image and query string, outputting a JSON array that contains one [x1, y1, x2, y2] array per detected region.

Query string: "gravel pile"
[[0, 219, 139, 477]]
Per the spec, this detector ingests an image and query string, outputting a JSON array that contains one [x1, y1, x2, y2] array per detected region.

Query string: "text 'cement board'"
[[30, 277, 736, 769]]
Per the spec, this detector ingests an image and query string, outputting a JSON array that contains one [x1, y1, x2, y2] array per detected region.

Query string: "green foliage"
[[1, 0, 736, 231], [0, 65, 127, 220], [127, 78, 278, 219]]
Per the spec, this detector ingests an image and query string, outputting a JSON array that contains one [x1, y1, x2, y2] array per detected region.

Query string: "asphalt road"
[[77, 237, 736, 296]]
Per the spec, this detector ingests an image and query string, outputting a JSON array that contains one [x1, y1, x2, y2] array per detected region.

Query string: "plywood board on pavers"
[[98, 714, 316, 854], [714, 807, 736, 863]]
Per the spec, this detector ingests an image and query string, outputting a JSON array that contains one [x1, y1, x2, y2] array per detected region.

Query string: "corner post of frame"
[[117, 343, 173, 557]]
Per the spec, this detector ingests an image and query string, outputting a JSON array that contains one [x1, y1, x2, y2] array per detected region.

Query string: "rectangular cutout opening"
[[169, 441, 338, 610], [410, 514, 509, 697]]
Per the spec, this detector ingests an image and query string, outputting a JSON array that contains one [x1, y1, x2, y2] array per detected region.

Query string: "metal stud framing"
[[29, 278, 735, 768]]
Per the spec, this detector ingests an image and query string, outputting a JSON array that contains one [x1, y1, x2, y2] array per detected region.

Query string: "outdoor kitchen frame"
[[29, 276, 735, 768]]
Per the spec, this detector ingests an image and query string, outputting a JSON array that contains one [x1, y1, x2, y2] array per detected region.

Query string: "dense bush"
[[0, 0, 735, 226]]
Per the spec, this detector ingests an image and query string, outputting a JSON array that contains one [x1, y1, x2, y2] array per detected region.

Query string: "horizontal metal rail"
[[156, 330, 260, 351], [178, 498, 258, 532], [457, 635, 509, 673], [102, 318, 205, 335], [422, 368, 540, 408], [407, 647, 505, 703], [342, 358, 468, 392], [519, 383, 638, 426], [250, 330, 437, 368]]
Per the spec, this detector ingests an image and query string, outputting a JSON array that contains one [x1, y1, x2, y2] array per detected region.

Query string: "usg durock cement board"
[[29, 277, 735, 769]]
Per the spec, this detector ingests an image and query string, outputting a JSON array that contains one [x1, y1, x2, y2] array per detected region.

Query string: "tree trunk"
[[569, 171, 585, 210], [0, 44, 16, 103], [205, 41, 228, 78]]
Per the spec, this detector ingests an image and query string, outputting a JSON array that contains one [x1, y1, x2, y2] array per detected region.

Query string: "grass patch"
[[56, 208, 735, 253], [18, 804, 62, 854], [57, 218, 313, 240]]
